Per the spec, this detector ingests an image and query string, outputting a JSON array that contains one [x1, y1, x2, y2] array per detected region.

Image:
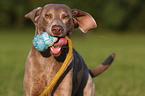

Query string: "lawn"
[[0, 29, 145, 96]]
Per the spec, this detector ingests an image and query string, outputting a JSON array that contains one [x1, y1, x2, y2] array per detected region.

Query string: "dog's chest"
[[37, 56, 62, 80]]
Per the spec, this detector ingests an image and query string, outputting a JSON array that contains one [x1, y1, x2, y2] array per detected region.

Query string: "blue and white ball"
[[33, 32, 58, 51]]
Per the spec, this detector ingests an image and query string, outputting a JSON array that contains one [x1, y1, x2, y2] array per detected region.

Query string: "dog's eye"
[[45, 14, 52, 19], [62, 15, 70, 19]]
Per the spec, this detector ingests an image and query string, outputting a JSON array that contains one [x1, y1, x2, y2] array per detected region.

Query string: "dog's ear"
[[25, 7, 42, 24], [72, 9, 97, 33]]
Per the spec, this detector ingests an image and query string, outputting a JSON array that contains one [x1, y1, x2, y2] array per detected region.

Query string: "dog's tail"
[[89, 53, 115, 78]]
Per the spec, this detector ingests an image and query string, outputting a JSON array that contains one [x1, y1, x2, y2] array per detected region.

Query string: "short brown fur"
[[24, 4, 114, 96]]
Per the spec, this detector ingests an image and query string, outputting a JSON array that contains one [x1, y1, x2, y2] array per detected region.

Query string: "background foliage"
[[0, 0, 145, 31]]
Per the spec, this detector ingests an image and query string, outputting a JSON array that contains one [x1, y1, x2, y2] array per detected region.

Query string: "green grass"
[[0, 29, 145, 96]]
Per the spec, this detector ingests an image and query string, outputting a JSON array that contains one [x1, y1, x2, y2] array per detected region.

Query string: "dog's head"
[[25, 4, 97, 56]]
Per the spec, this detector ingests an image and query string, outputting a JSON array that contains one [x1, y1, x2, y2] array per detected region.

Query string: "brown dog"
[[24, 4, 115, 96]]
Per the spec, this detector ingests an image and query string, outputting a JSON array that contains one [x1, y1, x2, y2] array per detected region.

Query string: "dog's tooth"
[[58, 47, 61, 51], [50, 47, 53, 51]]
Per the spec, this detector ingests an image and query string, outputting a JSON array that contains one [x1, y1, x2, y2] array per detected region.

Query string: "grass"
[[0, 29, 145, 96]]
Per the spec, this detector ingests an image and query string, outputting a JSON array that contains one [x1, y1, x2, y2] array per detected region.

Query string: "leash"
[[40, 36, 73, 96]]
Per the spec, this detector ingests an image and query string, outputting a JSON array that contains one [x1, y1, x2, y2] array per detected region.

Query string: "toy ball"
[[33, 32, 58, 51]]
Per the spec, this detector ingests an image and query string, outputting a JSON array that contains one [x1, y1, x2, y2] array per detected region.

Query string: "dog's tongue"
[[50, 38, 67, 55], [54, 38, 67, 46]]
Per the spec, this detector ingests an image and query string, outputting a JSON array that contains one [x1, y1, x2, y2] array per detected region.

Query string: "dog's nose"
[[51, 25, 63, 35]]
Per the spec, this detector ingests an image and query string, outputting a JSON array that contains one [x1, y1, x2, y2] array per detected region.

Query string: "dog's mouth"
[[50, 38, 68, 56]]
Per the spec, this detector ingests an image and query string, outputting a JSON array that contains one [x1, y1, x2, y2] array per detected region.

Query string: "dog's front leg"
[[52, 69, 73, 96], [83, 74, 95, 96]]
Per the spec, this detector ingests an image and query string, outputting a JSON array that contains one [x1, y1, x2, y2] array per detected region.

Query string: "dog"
[[24, 4, 115, 96]]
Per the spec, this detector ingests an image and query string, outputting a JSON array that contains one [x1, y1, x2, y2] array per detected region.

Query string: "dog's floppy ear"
[[72, 9, 97, 33], [25, 7, 42, 24]]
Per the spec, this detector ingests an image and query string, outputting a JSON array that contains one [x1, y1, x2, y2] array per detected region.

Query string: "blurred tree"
[[126, 0, 145, 30], [57, 0, 145, 31], [0, 0, 54, 28], [0, 0, 14, 27], [0, 0, 145, 31], [0, 0, 28, 27]]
